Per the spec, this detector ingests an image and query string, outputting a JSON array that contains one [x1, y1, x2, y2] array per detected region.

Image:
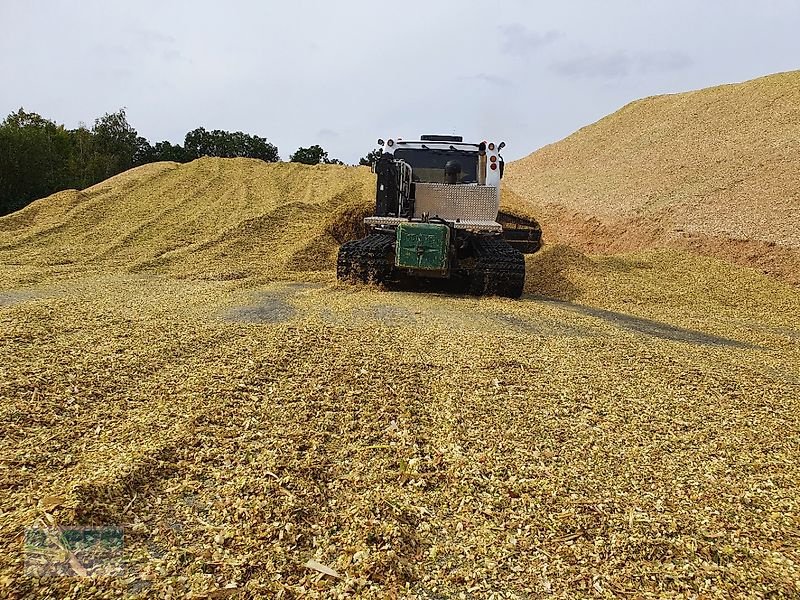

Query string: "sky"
[[1, 0, 799, 163]]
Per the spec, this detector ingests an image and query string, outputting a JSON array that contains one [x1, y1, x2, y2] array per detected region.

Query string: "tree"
[[0, 108, 72, 215], [183, 127, 279, 162], [241, 132, 279, 162], [151, 141, 188, 163], [359, 148, 382, 166], [89, 108, 140, 180], [183, 127, 212, 159], [133, 136, 155, 165], [3, 108, 57, 129], [289, 145, 342, 165], [0, 107, 281, 215], [290, 145, 326, 165], [66, 125, 95, 189]]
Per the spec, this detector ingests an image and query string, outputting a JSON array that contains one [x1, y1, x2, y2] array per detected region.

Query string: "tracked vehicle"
[[337, 135, 541, 298]]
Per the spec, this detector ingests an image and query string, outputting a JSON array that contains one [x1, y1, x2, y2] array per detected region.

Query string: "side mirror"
[[377, 138, 385, 146], [498, 141, 506, 151]]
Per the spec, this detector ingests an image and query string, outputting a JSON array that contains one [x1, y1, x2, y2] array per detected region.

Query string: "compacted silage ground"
[[0, 159, 799, 599]]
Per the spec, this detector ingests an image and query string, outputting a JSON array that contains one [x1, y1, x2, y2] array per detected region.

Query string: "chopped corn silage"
[[1, 157, 799, 598], [505, 70, 800, 284], [0, 158, 376, 286]]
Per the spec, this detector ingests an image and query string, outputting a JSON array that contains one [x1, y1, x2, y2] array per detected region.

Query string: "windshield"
[[394, 148, 479, 184]]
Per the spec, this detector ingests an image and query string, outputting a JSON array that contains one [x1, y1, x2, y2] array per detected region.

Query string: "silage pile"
[[505, 70, 800, 284], [0, 158, 376, 286], [0, 156, 553, 289]]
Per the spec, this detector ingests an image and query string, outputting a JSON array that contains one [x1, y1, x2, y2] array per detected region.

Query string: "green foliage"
[[0, 108, 145, 215], [66, 126, 96, 189], [0, 109, 73, 214], [184, 127, 279, 162], [289, 145, 327, 165], [0, 108, 282, 216], [90, 109, 140, 180], [151, 141, 188, 163], [359, 148, 382, 166], [289, 145, 343, 165]]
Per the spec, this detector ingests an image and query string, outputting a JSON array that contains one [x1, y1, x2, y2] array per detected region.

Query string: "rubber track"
[[468, 236, 526, 298], [336, 234, 395, 284]]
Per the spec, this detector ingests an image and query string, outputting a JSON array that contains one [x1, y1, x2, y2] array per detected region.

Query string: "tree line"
[[0, 107, 375, 216]]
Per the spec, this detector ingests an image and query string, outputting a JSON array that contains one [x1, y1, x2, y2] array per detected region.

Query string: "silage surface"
[[0, 157, 798, 598]]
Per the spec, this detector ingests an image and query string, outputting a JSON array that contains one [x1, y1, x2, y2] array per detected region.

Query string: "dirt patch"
[[490, 312, 593, 338], [222, 282, 323, 323], [370, 304, 417, 325], [224, 291, 295, 323], [0, 291, 39, 306]]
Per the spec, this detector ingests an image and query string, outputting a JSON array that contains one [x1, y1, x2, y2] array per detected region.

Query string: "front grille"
[[413, 184, 499, 222]]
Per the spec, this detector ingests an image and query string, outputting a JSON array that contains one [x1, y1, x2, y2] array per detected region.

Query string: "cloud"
[[121, 27, 188, 63], [551, 52, 632, 79], [127, 27, 176, 47], [638, 51, 694, 73], [317, 128, 339, 139], [551, 50, 693, 80], [459, 73, 513, 87], [499, 24, 561, 56], [160, 48, 189, 63], [93, 66, 134, 82], [91, 44, 130, 58]]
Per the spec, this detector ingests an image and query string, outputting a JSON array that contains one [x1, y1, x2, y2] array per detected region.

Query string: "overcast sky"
[[1, 1, 798, 163]]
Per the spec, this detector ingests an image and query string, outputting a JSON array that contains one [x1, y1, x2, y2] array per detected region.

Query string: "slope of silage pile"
[[504, 70, 800, 284], [0, 158, 376, 285]]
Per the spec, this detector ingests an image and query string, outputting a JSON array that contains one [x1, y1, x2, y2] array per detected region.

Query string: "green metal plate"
[[395, 223, 450, 271]]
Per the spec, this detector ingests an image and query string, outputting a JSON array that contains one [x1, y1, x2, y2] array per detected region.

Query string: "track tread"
[[336, 234, 395, 284], [468, 236, 525, 298]]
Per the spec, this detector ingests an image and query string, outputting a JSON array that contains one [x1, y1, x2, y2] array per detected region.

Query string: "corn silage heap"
[[505, 70, 800, 284], [0, 158, 376, 284]]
